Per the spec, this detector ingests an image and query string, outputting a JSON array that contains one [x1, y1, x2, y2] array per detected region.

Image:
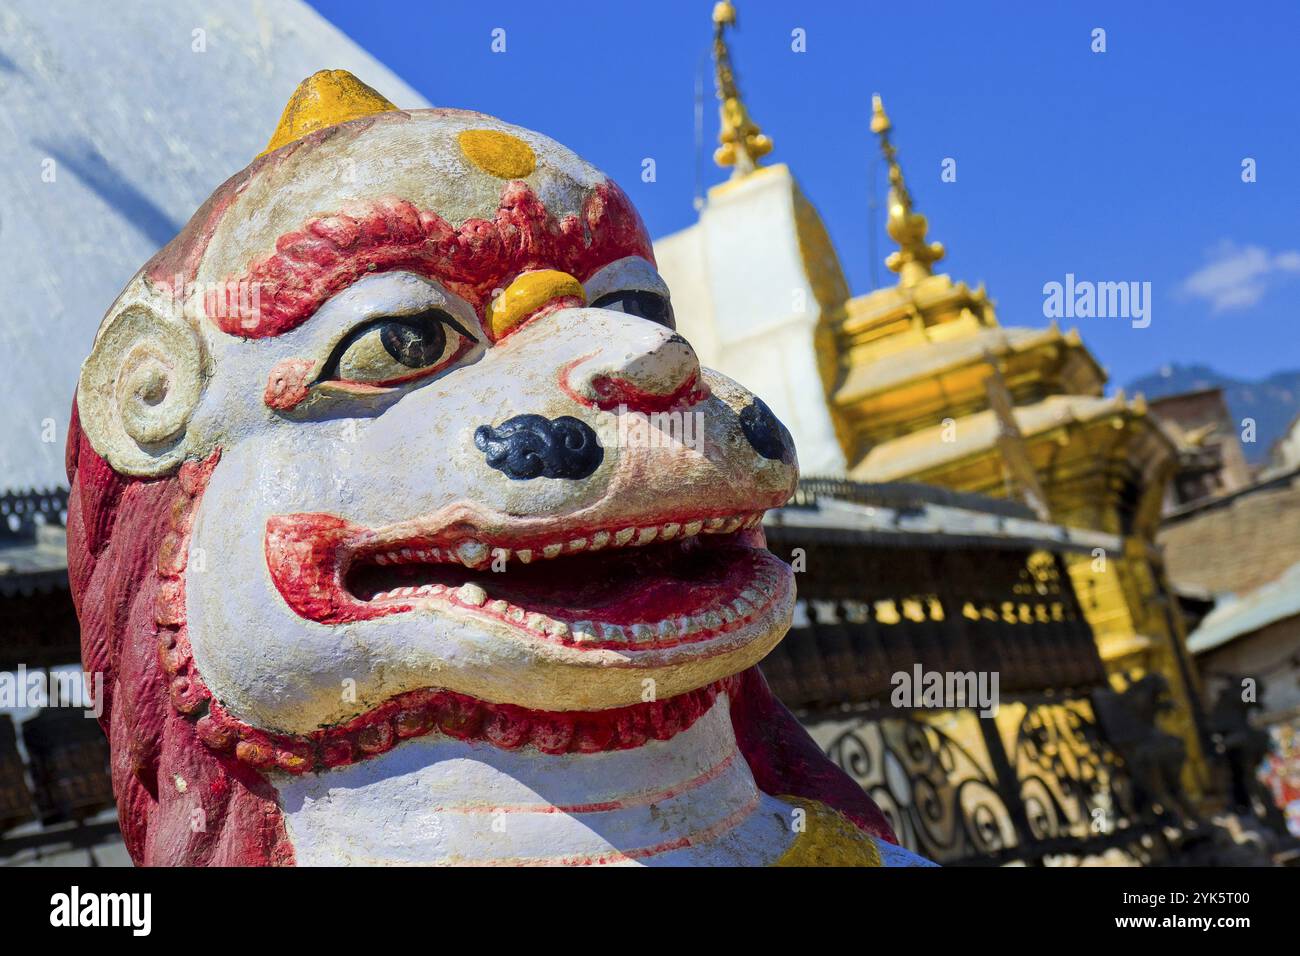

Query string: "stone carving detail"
[[67, 70, 929, 867]]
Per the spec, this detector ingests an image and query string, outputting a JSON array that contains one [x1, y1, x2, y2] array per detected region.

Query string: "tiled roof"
[[1186, 562, 1300, 655]]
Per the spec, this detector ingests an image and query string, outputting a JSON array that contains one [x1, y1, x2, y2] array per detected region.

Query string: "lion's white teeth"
[[455, 583, 487, 607], [660, 523, 680, 541], [516, 549, 533, 564], [456, 540, 488, 567], [614, 527, 636, 546], [589, 530, 610, 550], [743, 514, 763, 529], [721, 516, 744, 533], [635, 526, 659, 546], [704, 517, 726, 531], [374, 553, 391, 566], [542, 543, 564, 560], [683, 520, 703, 536], [364, 553, 779, 651], [566, 537, 587, 553]]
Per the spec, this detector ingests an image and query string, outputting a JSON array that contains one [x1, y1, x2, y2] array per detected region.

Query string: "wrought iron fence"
[[808, 695, 1174, 865]]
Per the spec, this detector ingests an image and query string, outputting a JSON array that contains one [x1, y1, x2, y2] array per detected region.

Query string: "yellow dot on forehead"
[[458, 129, 537, 179]]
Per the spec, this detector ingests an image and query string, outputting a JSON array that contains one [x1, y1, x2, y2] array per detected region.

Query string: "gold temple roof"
[[835, 324, 1081, 407], [853, 393, 1167, 484], [823, 96, 1133, 485]]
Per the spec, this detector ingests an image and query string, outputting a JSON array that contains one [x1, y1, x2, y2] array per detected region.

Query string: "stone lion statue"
[[67, 71, 928, 866]]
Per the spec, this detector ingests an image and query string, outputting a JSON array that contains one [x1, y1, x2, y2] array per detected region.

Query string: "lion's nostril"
[[474, 414, 604, 480], [739, 398, 789, 462], [579, 338, 702, 413]]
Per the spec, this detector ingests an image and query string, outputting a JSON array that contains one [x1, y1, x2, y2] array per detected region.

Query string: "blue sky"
[[307, 0, 1300, 387]]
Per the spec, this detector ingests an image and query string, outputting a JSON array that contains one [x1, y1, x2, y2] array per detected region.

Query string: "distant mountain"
[[1125, 364, 1300, 464]]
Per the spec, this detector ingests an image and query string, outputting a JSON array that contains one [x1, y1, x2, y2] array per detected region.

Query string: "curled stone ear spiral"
[[77, 305, 205, 477]]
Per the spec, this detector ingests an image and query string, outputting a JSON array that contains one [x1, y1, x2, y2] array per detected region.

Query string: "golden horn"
[[260, 69, 398, 157]]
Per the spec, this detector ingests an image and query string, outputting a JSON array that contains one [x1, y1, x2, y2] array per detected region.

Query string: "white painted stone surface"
[[276, 695, 799, 865]]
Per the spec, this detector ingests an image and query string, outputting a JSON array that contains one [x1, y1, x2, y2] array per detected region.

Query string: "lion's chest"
[[271, 696, 797, 866]]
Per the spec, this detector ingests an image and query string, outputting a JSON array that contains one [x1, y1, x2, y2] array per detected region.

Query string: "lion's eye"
[[592, 290, 675, 330], [328, 309, 474, 386]]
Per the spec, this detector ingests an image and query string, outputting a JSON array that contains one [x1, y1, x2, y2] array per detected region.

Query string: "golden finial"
[[260, 70, 398, 157], [871, 93, 944, 288], [712, 1, 772, 177]]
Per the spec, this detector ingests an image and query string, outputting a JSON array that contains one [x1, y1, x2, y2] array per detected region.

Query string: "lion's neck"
[[271, 692, 796, 866]]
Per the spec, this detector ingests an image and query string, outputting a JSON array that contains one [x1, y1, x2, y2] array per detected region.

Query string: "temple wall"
[[655, 164, 848, 476]]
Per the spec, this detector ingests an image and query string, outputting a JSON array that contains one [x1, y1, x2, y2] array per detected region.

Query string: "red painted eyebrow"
[[206, 180, 653, 340]]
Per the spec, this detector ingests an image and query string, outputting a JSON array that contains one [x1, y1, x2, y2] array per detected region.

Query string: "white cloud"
[[1180, 241, 1300, 312]]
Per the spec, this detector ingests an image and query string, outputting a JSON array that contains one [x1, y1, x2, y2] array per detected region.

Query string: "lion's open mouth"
[[265, 511, 790, 651]]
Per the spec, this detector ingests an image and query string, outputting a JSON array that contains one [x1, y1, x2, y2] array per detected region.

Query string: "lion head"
[[68, 72, 897, 865]]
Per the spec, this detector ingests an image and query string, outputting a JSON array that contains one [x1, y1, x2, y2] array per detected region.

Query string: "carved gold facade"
[[819, 98, 1208, 793]]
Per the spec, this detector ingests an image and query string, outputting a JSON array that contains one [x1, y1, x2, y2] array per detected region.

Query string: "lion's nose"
[[474, 414, 604, 481], [564, 326, 703, 413]]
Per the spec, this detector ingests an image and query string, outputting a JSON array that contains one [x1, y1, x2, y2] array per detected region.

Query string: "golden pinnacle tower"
[[656, 1, 1210, 804], [711, 1, 773, 177], [818, 97, 1209, 792]]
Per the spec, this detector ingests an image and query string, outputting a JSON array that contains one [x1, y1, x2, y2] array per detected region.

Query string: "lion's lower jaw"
[[271, 690, 797, 866]]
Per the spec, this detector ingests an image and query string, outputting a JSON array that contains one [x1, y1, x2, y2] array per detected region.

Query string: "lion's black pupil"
[[380, 315, 446, 368], [592, 290, 675, 330]]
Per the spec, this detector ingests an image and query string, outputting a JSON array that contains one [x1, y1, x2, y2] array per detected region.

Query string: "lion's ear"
[[77, 304, 205, 477]]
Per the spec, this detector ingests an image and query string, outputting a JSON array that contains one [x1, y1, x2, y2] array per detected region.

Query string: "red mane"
[[66, 402, 293, 865], [210, 181, 653, 341]]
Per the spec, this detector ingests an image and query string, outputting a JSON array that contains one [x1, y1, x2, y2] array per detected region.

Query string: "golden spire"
[[712, 2, 772, 177], [871, 93, 945, 287]]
